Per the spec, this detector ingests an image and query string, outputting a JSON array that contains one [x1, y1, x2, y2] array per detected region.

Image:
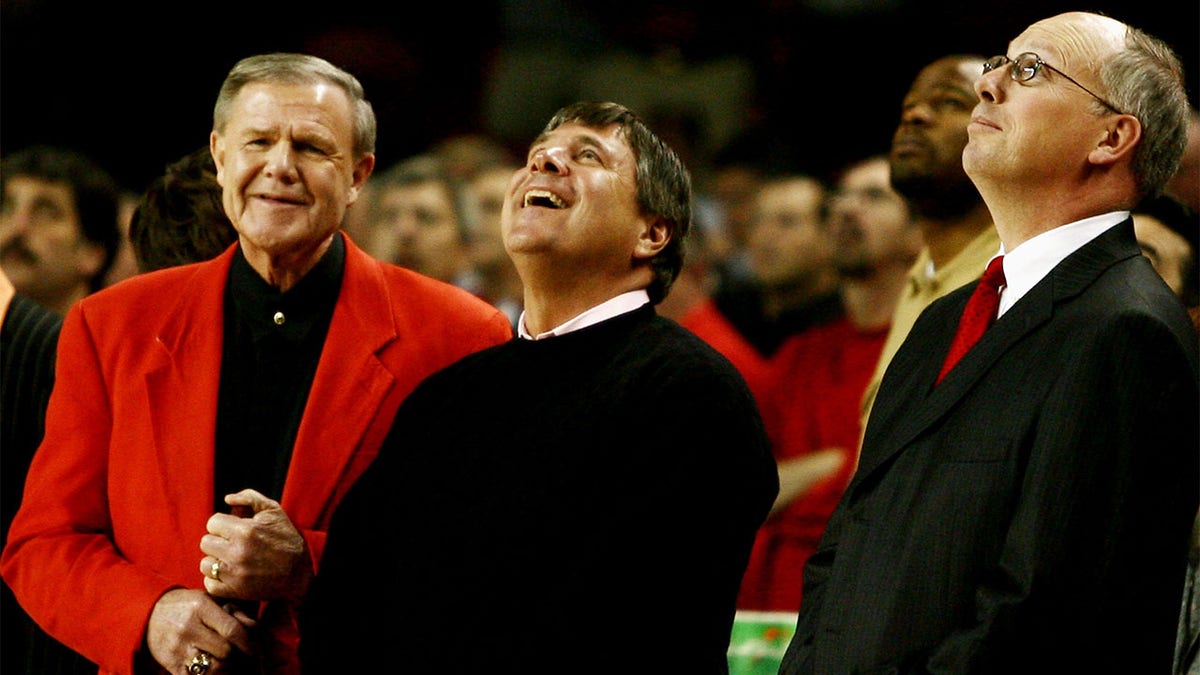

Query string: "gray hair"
[[212, 53, 377, 158], [1100, 25, 1190, 201]]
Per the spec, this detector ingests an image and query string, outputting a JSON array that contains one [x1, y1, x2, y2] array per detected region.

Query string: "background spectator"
[[361, 153, 481, 292], [127, 146, 238, 272], [0, 145, 122, 316], [716, 172, 842, 359], [737, 154, 921, 613]]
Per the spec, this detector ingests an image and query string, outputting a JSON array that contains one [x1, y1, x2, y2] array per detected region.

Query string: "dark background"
[[3, 0, 1196, 193]]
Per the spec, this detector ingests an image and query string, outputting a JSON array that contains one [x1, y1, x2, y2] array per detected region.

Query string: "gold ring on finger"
[[187, 650, 212, 675]]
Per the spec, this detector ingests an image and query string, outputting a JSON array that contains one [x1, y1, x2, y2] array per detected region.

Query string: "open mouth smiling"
[[523, 189, 567, 209]]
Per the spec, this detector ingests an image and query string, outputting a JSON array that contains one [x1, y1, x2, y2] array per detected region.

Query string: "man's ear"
[[210, 132, 225, 187], [1089, 114, 1141, 166], [633, 217, 670, 261], [348, 154, 376, 203]]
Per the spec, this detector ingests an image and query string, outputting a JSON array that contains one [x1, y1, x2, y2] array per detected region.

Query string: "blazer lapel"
[[282, 236, 398, 527], [145, 248, 237, 534], [851, 220, 1139, 493]]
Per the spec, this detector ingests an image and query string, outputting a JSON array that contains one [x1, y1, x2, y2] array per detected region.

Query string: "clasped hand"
[[145, 489, 313, 672], [199, 488, 314, 603]]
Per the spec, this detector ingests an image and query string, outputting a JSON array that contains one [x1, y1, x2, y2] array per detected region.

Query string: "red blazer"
[[0, 233, 512, 674]]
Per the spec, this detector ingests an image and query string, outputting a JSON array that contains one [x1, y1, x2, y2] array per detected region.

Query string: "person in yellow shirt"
[[859, 54, 999, 430]]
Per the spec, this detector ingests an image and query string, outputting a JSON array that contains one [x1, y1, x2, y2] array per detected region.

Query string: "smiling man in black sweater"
[[301, 101, 779, 673]]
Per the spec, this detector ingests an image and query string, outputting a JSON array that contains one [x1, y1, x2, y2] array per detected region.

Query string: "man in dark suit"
[[0, 265, 100, 675], [0, 53, 512, 675], [781, 11, 1198, 673]]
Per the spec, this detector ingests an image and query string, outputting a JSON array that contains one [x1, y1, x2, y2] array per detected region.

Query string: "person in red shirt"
[[738, 155, 921, 611]]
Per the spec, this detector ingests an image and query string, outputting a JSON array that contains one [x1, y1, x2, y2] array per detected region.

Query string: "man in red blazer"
[[0, 53, 512, 675]]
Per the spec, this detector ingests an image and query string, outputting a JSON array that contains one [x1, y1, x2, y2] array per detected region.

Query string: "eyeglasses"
[[983, 52, 1125, 115]]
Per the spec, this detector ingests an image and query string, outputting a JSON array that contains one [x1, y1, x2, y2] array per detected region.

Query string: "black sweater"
[[302, 305, 778, 674]]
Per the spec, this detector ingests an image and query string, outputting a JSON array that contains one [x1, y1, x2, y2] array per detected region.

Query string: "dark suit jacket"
[[0, 295, 94, 674], [0, 233, 513, 674], [781, 219, 1199, 674]]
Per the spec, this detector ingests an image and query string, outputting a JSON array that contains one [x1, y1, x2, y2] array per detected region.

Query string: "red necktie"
[[936, 255, 1006, 385]]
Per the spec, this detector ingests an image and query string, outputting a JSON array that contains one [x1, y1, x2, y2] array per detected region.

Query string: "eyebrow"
[[568, 133, 604, 147], [530, 130, 606, 154]]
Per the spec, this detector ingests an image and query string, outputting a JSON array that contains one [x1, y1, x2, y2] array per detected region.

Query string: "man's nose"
[[264, 143, 298, 179], [530, 147, 567, 174]]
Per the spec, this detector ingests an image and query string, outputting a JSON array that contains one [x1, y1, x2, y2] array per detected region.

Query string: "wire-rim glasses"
[[983, 52, 1125, 115]]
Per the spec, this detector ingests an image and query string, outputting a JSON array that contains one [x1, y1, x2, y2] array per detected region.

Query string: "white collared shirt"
[[995, 211, 1129, 318], [517, 289, 651, 340]]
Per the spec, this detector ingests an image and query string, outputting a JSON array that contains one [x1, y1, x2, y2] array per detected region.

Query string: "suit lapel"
[[142, 237, 401, 531], [281, 235, 398, 527], [851, 220, 1139, 493], [145, 248, 236, 533]]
